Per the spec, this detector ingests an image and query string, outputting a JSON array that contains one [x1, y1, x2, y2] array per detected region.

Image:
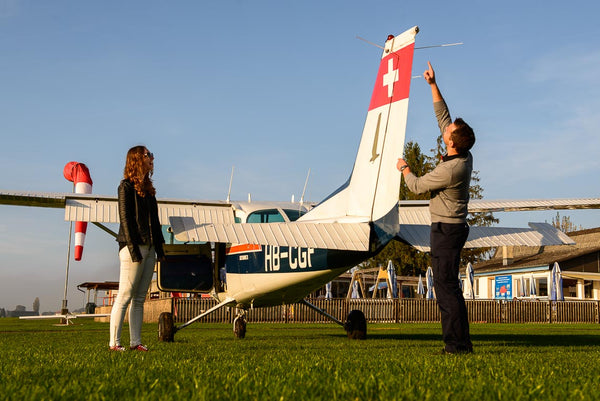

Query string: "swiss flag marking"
[[382, 59, 399, 98], [368, 43, 414, 111]]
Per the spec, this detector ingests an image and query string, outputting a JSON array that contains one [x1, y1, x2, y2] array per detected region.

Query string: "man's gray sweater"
[[404, 100, 472, 224]]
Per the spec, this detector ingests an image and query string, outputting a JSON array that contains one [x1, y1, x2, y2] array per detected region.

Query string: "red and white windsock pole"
[[63, 162, 93, 261]]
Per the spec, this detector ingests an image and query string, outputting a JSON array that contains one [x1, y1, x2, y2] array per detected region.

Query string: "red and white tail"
[[300, 26, 418, 223], [63, 162, 93, 261]]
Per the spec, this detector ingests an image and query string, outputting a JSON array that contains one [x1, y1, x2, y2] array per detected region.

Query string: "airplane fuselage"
[[216, 202, 375, 307], [224, 245, 371, 308]]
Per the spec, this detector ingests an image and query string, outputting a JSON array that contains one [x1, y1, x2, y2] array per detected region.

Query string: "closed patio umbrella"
[[529, 273, 537, 297], [464, 262, 475, 300], [325, 281, 332, 299], [350, 267, 360, 299], [426, 266, 434, 300], [351, 280, 360, 299], [550, 262, 564, 301], [417, 274, 425, 296], [387, 260, 398, 298]]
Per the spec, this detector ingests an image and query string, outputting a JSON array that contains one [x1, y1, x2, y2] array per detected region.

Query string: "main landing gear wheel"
[[158, 312, 176, 342], [344, 310, 367, 340], [233, 311, 247, 339]]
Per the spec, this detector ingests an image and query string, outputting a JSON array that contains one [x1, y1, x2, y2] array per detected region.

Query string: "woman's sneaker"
[[109, 345, 126, 352], [130, 344, 148, 352]]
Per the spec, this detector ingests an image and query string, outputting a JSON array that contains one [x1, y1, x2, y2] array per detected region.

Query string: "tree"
[[364, 137, 497, 275], [364, 141, 433, 276], [33, 297, 40, 314], [399, 141, 434, 201], [551, 212, 583, 233]]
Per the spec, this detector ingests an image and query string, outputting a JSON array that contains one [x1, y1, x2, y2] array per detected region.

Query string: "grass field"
[[1, 318, 599, 400]]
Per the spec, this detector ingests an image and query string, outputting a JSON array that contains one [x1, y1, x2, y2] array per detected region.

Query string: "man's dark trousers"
[[430, 222, 472, 353]]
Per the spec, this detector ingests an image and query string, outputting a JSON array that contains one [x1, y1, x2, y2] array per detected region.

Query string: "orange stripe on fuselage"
[[227, 244, 262, 255]]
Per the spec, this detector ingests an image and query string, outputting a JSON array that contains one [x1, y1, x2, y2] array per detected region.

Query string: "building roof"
[[472, 227, 600, 274], [77, 281, 119, 291]]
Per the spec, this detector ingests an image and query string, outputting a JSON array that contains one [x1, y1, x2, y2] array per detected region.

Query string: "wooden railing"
[[165, 298, 600, 324]]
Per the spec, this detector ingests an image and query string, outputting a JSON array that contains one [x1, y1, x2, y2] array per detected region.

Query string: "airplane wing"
[[19, 313, 111, 324], [399, 222, 574, 252], [468, 198, 600, 212], [397, 198, 600, 252], [63, 194, 236, 225], [19, 313, 111, 319], [0, 190, 370, 251], [3, 191, 598, 252], [0, 191, 236, 225], [398, 198, 600, 214]]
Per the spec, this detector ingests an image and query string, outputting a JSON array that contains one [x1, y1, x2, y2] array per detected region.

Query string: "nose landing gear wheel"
[[233, 311, 247, 339]]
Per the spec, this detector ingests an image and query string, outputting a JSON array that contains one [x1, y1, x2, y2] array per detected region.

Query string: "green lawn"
[[1, 318, 599, 400]]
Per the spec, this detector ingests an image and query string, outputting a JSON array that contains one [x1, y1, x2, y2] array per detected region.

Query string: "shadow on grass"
[[470, 333, 600, 346], [364, 332, 600, 346]]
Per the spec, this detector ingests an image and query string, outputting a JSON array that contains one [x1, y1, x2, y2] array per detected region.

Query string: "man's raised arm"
[[424, 61, 444, 103]]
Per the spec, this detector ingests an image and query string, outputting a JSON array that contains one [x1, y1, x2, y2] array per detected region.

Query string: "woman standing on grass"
[[109, 145, 165, 351]]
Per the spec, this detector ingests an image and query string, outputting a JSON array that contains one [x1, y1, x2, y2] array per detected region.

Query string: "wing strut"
[[177, 297, 236, 331], [92, 222, 117, 238], [299, 299, 344, 326]]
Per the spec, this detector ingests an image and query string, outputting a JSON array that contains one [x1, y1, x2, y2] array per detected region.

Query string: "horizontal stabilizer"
[[170, 216, 370, 251], [399, 222, 575, 252]]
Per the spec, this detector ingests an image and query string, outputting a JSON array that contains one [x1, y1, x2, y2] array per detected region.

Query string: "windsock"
[[63, 162, 93, 261]]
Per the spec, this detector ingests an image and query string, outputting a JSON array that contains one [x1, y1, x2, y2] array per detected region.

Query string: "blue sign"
[[495, 275, 512, 299]]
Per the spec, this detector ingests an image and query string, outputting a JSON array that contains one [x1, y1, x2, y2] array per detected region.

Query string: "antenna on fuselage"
[[226, 166, 234, 203], [299, 168, 311, 207]]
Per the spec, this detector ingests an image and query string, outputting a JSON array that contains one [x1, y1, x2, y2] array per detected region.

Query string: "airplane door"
[[157, 244, 214, 292]]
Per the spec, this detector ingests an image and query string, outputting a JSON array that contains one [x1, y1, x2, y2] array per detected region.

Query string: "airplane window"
[[247, 209, 285, 223], [283, 209, 305, 222]]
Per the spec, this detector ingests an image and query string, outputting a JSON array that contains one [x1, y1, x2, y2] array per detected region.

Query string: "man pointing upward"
[[397, 61, 475, 354]]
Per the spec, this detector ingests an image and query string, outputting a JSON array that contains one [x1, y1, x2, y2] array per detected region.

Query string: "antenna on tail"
[[356, 35, 462, 51]]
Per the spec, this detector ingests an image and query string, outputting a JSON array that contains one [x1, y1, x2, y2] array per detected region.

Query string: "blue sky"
[[1, 0, 599, 312]]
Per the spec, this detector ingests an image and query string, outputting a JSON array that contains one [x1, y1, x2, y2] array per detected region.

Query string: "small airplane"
[[2, 26, 600, 340], [19, 313, 111, 326]]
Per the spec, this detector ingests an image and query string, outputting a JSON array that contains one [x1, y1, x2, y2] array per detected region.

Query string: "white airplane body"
[[2, 26, 600, 338]]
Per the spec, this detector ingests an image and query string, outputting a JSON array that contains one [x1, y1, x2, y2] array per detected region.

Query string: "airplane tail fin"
[[300, 27, 418, 223]]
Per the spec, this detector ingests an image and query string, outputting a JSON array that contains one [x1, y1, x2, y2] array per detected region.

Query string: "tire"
[[344, 309, 367, 340], [158, 312, 175, 342], [233, 315, 247, 339]]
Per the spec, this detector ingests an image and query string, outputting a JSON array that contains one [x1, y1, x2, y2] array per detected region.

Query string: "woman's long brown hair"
[[123, 145, 156, 196]]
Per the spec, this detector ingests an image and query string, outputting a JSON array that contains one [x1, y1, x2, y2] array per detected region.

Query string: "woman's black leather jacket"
[[116, 179, 165, 262]]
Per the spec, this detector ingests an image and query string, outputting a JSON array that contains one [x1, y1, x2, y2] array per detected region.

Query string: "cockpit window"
[[283, 209, 305, 222], [247, 209, 285, 223]]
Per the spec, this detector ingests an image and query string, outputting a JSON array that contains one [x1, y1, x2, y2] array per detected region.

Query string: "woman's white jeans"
[[109, 245, 155, 347]]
